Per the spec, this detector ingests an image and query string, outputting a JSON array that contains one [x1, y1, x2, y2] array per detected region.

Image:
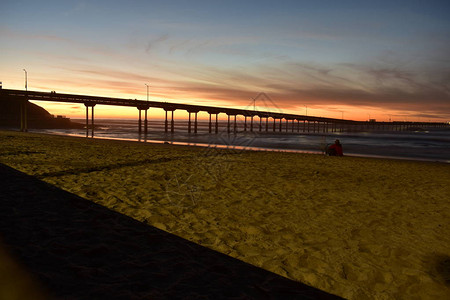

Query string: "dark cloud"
[[168, 78, 450, 119], [50, 60, 450, 120]]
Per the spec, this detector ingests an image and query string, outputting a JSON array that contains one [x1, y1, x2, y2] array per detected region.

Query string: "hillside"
[[0, 98, 83, 129]]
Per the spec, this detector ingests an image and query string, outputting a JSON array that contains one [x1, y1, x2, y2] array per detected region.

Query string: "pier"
[[1, 88, 448, 135]]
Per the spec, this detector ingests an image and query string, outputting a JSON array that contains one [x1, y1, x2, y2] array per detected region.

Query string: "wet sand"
[[1, 130, 449, 299]]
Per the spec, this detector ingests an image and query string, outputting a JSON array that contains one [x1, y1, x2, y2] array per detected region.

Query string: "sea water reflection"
[[31, 119, 450, 163]]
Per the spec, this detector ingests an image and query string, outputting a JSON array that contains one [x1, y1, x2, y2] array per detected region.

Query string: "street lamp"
[[23, 69, 27, 91], [145, 83, 150, 102]]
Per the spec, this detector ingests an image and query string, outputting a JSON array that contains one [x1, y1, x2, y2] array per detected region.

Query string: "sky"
[[1, 0, 449, 121]]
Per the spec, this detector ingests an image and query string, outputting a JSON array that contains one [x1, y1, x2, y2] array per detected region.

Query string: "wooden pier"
[[1, 88, 448, 135]]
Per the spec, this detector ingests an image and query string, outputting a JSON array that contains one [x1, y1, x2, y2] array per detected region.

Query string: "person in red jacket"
[[327, 139, 343, 156]]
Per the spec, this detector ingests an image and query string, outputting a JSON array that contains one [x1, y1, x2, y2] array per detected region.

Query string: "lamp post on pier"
[[23, 69, 27, 91], [145, 83, 149, 102]]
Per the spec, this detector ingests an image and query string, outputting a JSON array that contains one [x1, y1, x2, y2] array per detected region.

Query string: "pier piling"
[[84, 103, 95, 137], [171, 111, 174, 133], [194, 112, 198, 134], [215, 114, 218, 134]]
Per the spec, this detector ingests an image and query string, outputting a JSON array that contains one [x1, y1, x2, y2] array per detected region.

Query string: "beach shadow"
[[35, 156, 177, 179], [431, 254, 450, 286], [0, 163, 342, 299]]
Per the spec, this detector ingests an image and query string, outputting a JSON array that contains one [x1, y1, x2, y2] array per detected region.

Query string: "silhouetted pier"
[[1, 88, 448, 136]]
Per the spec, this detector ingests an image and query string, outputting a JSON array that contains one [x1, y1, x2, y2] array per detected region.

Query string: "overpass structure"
[[1, 88, 448, 136]]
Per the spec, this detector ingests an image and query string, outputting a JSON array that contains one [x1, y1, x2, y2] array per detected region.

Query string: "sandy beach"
[[1, 130, 449, 299]]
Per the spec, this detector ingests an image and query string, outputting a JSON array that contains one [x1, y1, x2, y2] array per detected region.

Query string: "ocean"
[[30, 118, 450, 163]]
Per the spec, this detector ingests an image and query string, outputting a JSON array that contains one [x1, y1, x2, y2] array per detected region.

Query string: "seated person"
[[327, 139, 343, 156]]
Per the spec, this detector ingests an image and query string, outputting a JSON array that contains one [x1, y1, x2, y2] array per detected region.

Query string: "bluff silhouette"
[[0, 98, 83, 129]]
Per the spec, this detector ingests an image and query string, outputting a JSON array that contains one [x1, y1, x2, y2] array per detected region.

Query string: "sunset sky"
[[1, 0, 449, 121]]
